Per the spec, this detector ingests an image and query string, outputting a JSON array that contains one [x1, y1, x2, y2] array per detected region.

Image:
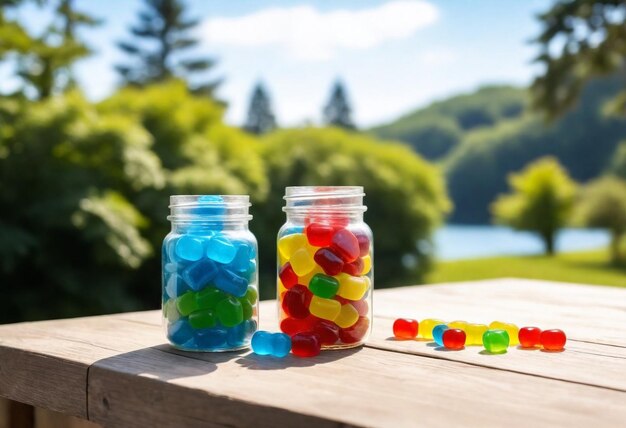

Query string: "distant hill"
[[370, 86, 527, 160], [370, 78, 626, 223]]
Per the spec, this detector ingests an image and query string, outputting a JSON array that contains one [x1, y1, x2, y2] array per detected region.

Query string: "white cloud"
[[419, 49, 455, 66], [201, 1, 439, 61]]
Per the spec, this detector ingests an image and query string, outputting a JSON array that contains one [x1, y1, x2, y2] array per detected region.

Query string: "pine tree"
[[115, 0, 220, 96], [244, 82, 276, 135], [323, 80, 355, 130]]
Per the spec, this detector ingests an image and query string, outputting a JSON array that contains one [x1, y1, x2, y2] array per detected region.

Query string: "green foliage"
[[323, 81, 356, 130], [371, 86, 526, 160], [244, 82, 276, 135], [608, 141, 626, 179], [531, 0, 626, 119], [116, 0, 220, 96], [491, 157, 577, 255], [574, 176, 626, 264], [253, 127, 451, 294]]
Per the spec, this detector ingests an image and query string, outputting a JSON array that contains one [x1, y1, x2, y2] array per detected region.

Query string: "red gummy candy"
[[392, 318, 419, 339], [442, 329, 466, 350], [351, 299, 369, 317], [280, 316, 316, 337], [541, 329, 566, 351], [291, 332, 321, 357], [314, 248, 344, 276], [305, 223, 335, 247], [281, 285, 311, 319], [312, 319, 340, 345], [339, 316, 370, 344], [518, 326, 542, 348], [279, 263, 299, 289], [331, 228, 360, 262], [353, 231, 371, 257], [342, 257, 364, 276]]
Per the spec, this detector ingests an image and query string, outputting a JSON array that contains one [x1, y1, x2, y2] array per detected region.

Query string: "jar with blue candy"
[[277, 186, 373, 351], [162, 195, 258, 351]]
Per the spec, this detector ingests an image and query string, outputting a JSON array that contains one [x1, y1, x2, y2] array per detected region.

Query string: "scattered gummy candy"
[[392, 318, 419, 339], [442, 329, 466, 350], [541, 329, 566, 351]]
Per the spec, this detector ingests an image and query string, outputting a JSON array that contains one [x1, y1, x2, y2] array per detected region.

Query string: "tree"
[[491, 157, 577, 255], [243, 82, 276, 135], [608, 141, 626, 179], [323, 80, 355, 129], [115, 0, 220, 96], [574, 176, 626, 264], [532, 0, 626, 119]]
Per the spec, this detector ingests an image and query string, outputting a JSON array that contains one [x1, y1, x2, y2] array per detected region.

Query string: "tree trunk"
[[542, 230, 555, 255], [610, 232, 622, 265]]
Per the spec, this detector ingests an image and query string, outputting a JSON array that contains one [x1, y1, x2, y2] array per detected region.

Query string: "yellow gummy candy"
[[448, 320, 468, 331], [361, 255, 372, 275], [277, 233, 307, 261], [309, 296, 341, 321], [277, 278, 288, 295], [420, 318, 446, 340], [298, 265, 324, 287], [334, 304, 359, 328], [336, 273, 369, 301], [289, 247, 316, 276], [465, 323, 488, 345], [489, 321, 519, 346]]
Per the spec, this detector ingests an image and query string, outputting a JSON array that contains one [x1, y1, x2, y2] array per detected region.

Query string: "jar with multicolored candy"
[[162, 195, 258, 351], [277, 186, 373, 350]]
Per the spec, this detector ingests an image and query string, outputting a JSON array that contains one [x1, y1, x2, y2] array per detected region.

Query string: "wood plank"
[[34, 408, 100, 428]]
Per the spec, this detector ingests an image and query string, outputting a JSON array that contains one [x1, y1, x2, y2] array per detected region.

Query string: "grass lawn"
[[425, 248, 626, 288]]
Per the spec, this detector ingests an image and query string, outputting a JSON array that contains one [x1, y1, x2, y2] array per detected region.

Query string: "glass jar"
[[277, 186, 373, 349], [162, 195, 258, 351]]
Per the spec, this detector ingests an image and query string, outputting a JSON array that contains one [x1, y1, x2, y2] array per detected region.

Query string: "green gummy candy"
[[239, 298, 253, 320], [309, 274, 339, 298], [176, 292, 199, 316], [189, 309, 217, 329], [196, 287, 226, 309], [216, 296, 243, 327], [483, 329, 509, 354], [245, 286, 258, 305]]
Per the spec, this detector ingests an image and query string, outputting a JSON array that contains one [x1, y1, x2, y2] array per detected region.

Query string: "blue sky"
[[7, 0, 551, 127]]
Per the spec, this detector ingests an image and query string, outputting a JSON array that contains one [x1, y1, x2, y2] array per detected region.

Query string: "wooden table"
[[1, 278, 625, 427]]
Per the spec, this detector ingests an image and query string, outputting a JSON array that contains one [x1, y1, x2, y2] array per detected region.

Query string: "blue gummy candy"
[[193, 195, 226, 217], [168, 319, 195, 346], [213, 269, 248, 297], [251, 331, 274, 356], [229, 244, 251, 272], [195, 327, 228, 349], [165, 274, 191, 299], [175, 235, 205, 261], [433, 324, 449, 347], [272, 333, 292, 357], [182, 259, 218, 291], [226, 322, 251, 347], [206, 235, 237, 264]]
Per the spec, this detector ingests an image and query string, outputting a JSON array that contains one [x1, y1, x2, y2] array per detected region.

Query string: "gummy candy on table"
[[312, 319, 340, 345], [251, 331, 274, 355], [353, 230, 371, 257], [213, 269, 248, 298], [289, 248, 316, 276], [432, 324, 449, 346], [393, 318, 419, 339], [167, 319, 195, 346], [206, 236, 237, 264], [189, 309, 217, 329], [339, 316, 370, 344], [182, 259, 217, 291], [280, 316, 316, 337], [361, 255, 372, 275], [305, 223, 335, 247], [176, 292, 200, 316], [272, 333, 292, 357], [279, 263, 299, 289], [309, 274, 340, 298], [216, 296, 244, 327], [342, 257, 364, 276], [175, 236, 205, 262], [291, 332, 321, 357], [281, 285, 312, 319], [313, 248, 344, 276], [518, 326, 542, 348], [309, 296, 341, 321], [336, 273, 369, 301], [196, 287, 226, 310], [489, 321, 519, 346], [447, 320, 468, 331], [330, 229, 361, 262], [541, 329, 566, 351], [334, 304, 359, 328], [465, 323, 488, 345], [278, 233, 308, 261], [442, 329, 466, 350], [419, 319, 446, 340], [196, 327, 228, 349], [482, 329, 510, 354]]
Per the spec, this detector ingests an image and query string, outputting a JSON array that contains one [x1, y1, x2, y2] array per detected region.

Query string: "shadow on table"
[[235, 347, 362, 370]]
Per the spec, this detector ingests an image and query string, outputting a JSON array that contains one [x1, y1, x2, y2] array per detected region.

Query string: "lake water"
[[434, 225, 609, 260]]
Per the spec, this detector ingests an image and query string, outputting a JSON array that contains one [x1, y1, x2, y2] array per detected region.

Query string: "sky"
[[7, 0, 552, 128]]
